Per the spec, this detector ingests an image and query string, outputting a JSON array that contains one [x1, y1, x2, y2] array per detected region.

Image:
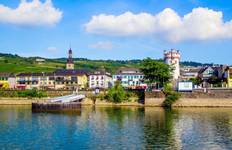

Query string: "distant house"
[[197, 65, 227, 87], [180, 66, 201, 81], [88, 70, 113, 89], [113, 68, 146, 89], [35, 58, 45, 64]]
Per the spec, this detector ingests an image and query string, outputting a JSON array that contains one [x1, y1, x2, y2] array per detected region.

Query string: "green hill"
[[0, 53, 216, 74], [0, 53, 142, 73]]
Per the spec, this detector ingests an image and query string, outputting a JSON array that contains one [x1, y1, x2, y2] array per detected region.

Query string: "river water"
[[0, 106, 232, 150]]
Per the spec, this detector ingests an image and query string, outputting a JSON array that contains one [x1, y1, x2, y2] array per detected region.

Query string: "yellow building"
[[16, 73, 55, 89], [77, 74, 88, 89], [54, 69, 88, 90], [227, 67, 232, 87], [16, 70, 88, 90], [0, 73, 9, 89]]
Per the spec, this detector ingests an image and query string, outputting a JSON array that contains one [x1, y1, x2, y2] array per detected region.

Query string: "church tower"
[[66, 48, 74, 70]]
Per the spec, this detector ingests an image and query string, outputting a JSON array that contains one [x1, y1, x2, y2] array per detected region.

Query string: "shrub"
[[0, 89, 47, 98], [105, 81, 130, 103], [163, 84, 181, 108]]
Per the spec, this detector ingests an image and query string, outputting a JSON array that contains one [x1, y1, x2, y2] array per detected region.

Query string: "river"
[[0, 105, 232, 150]]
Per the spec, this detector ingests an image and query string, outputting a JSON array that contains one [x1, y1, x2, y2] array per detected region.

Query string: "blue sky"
[[0, 0, 232, 65]]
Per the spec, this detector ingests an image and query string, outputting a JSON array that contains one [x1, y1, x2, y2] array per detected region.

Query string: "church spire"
[[66, 47, 74, 70]]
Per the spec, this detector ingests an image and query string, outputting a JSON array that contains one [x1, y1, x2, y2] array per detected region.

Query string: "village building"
[[16, 73, 55, 90], [89, 70, 113, 89], [180, 66, 201, 81], [164, 49, 180, 80], [0, 73, 16, 89], [197, 65, 227, 88], [54, 69, 88, 89], [113, 68, 146, 89]]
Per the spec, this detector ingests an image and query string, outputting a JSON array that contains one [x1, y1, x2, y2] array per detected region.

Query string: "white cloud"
[[47, 46, 57, 51], [0, 0, 62, 26], [85, 7, 232, 42], [88, 41, 114, 50]]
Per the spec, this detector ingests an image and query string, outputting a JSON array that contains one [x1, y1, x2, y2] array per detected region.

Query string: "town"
[[0, 48, 231, 91]]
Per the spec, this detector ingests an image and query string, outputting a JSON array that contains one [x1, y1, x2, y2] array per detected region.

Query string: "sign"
[[178, 82, 193, 92]]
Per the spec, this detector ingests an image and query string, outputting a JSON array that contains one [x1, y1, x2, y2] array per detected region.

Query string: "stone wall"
[[145, 90, 232, 99], [145, 90, 232, 107]]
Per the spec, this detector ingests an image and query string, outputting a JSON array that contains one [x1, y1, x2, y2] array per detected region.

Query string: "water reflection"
[[0, 106, 232, 149]]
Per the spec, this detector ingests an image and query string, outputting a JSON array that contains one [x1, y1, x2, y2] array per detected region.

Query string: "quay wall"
[[145, 91, 232, 107]]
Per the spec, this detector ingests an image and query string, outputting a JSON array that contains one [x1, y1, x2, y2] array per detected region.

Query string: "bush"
[[105, 81, 130, 103], [0, 89, 47, 98], [16, 89, 47, 98], [163, 84, 181, 108]]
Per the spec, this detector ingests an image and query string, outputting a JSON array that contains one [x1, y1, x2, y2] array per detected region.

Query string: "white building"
[[35, 58, 45, 64], [113, 68, 146, 89], [89, 70, 113, 89], [164, 49, 180, 80]]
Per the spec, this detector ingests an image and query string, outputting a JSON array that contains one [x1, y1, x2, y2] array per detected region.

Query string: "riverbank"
[[2, 97, 232, 107], [0, 97, 49, 105]]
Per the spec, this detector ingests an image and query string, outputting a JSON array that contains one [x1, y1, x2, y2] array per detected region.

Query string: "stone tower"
[[66, 48, 74, 70], [164, 49, 180, 80]]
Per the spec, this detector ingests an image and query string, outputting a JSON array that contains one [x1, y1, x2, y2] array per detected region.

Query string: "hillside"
[[0, 53, 216, 74]]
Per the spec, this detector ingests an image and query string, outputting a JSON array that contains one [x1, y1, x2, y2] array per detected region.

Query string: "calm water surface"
[[0, 106, 232, 150]]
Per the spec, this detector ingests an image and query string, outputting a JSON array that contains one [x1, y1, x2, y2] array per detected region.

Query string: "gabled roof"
[[198, 66, 214, 74]]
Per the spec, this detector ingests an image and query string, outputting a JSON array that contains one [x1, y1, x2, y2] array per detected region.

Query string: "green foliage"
[[105, 81, 131, 103], [163, 84, 181, 108], [207, 76, 222, 87], [141, 58, 172, 87], [4, 59, 8, 63], [0, 89, 47, 98], [190, 77, 202, 85]]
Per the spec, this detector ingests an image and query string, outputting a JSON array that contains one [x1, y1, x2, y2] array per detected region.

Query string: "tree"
[[105, 81, 130, 103], [141, 58, 172, 88], [190, 77, 202, 85], [207, 76, 222, 87]]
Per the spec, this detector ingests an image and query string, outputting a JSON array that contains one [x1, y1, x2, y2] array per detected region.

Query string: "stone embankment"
[[145, 90, 232, 107]]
